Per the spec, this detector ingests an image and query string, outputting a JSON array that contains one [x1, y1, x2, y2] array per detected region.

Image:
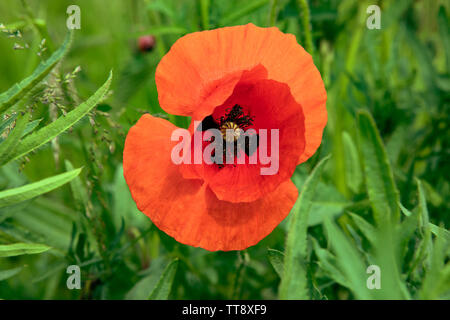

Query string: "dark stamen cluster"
[[198, 104, 259, 169], [217, 104, 254, 130]]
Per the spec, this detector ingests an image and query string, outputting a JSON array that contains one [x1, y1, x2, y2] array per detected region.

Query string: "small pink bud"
[[138, 35, 156, 52]]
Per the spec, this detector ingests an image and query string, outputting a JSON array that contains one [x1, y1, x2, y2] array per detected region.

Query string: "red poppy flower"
[[123, 23, 327, 251]]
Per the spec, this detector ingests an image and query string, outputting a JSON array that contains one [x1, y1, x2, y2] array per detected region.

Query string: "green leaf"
[[417, 179, 430, 230], [348, 212, 377, 244], [0, 115, 17, 135], [323, 218, 372, 299], [0, 113, 29, 165], [267, 248, 284, 278], [429, 223, 450, 249], [311, 237, 349, 288], [0, 31, 73, 114], [437, 6, 450, 69], [396, 202, 419, 248], [126, 258, 166, 299], [0, 266, 23, 281], [0, 243, 51, 257], [0, 168, 82, 208], [22, 118, 42, 137], [8, 198, 76, 250], [420, 226, 449, 299], [342, 131, 362, 193], [64, 160, 88, 208], [148, 258, 179, 300], [3, 71, 112, 164], [409, 179, 433, 274], [279, 155, 329, 299], [219, 0, 270, 26], [357, 110, 400, 227], [399, 202, 413, 217]]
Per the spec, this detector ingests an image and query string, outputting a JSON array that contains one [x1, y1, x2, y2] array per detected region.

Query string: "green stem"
[[297, 0, 313, 54], [268, 0, 278, 26], [200, 0, 210, 30]]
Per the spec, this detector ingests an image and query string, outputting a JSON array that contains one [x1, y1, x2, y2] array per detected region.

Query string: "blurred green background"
[[0, 0, 448, 299]]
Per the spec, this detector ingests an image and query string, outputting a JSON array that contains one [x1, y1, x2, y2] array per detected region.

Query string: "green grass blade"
[[135, 26, 187, 37], [148, 258, 179, 300], [0, 266, 23, 281], [0, 115, 17, 135], [396, 204, 419, 248], [0, 168, 81, 208], [409, 179, 433, 275], [279, 155, 329, 299], [348, 212, 376, 244], [3, 71, 112, 164], [0, 243, 51, 257], [64, 160, 88, 208], [357, 110, 400, 226], [219, 0, 270, 26], [342, 131, 362, 193], [429, 223, 450, 250], [420, 226, 449, 299], [22, 118, 42, 137], [0, 31, 73, 114], [311, 237, 350, 288], [267, 248, 284, 278]]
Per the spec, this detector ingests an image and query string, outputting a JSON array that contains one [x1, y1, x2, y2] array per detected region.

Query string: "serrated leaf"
[[279, 155, 329, 300], [0, 243, 50, 257], [323, 218, 372, 299], [3, 71, 112, 164], [0, 168, 81, 208], [0, 31, 73, 114], [267, 248, 284, 278], [148, 258, 179, 300], [357, 110, 400, 227]]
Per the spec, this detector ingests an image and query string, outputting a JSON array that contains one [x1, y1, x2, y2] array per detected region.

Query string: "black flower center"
[[198, 104, 259, 168]]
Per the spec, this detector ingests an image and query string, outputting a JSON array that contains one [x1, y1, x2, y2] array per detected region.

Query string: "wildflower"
[[124, 24, 327, 251]]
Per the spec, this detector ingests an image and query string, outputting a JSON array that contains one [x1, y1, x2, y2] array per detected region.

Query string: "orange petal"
[[155, 23, 327, 164], [123, 114, 298, 251], [153, 180, 298, 252], [198, 79, 305, 203]]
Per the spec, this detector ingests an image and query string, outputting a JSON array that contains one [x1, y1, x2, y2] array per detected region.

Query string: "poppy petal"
[[123, 114, 298, 251], [155, 23, 326, 164], [194, 79, 305, 203]]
